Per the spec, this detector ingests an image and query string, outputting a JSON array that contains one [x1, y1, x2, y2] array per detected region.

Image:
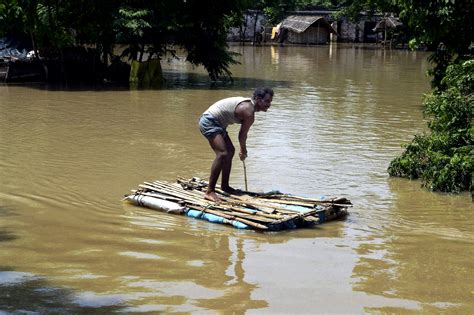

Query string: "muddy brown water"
[[1, 44, 473, 313]]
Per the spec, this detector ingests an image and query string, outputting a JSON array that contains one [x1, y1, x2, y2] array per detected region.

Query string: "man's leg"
[[220, 135, 236, 193], [205, 134, 228, 202]]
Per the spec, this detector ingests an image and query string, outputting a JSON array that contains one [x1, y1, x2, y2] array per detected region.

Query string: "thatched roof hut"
[[372, 17, 405, 46], [279, 15, 337, 44], [372, 17, 403, 32]]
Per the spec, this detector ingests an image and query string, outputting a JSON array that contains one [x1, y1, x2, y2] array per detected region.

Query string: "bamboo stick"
[[262, 194, 352, 206], [243, 160, 248, 191], [214, 207, 279, 222], [219, 196, 307, 215], [208, 209, 276, 223], [141, 183, 207, 204], [149, 181, 205, 199]]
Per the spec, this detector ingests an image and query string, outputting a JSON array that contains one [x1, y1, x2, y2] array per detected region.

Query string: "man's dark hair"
[[253, 87, 274, 99]]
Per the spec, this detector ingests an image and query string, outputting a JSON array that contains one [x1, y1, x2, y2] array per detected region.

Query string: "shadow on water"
[[0, 205, 18, 242], [1, 71, 294, 92], [0, 231, 16, 242], [0, 268, 125, 313], [0, 205, 17, 217], [161, 72, 293, 91]]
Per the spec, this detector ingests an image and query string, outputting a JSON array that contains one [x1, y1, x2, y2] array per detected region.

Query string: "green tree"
[[333, 1, 473, 193], [174, 0, 247, 80], [0, 0, 42, 57], [0, 0, 252, 82], [388, 60, 473, 193], [260, 0, 317, 25], [333, 0, 398, 21], [334, 0, 473, 88], [396, 0, 473, 89], [385, 0, 473, 193], [0, 1, 25, 39]]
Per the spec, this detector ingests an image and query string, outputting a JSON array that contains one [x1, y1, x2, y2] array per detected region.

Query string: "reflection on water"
[[0, 44, 473, 313], [354, 179, 474, 314]]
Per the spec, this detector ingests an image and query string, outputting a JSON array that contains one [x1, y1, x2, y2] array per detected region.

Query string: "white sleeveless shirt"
[[204, 97, 253, 128]]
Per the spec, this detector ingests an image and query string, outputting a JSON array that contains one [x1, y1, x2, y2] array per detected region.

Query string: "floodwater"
[[1, 44, 473, 314]]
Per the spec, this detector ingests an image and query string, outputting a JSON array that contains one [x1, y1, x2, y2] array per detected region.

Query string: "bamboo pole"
[[219, 195, 306, 215], [261, 194, 352, 206], [216, 204, 284, 220], [243, 160, 248, 191], [139, 184, 201, 203], [145, 182, 207, 202]]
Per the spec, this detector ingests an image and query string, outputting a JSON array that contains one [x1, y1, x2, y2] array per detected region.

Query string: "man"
[[198, 87, 274, 202]]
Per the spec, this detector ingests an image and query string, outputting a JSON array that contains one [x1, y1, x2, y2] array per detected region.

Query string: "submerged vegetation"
[[388, 60, 473, 193], [383, 0, 473, 194]]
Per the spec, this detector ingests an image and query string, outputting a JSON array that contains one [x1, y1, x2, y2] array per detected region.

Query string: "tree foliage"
[[381, 0, 473, 193], [334, 0, 473, 89], [259, 0, 334, 25], [331, 1, 473, 193], [333, 0, 398, 21], [0, 0, 252, 81], [395, 0, 473, 89], [388, 60, 473, 193]]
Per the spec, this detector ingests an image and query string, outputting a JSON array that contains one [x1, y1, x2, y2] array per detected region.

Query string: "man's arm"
[[238, 114, 254, 160], [235, 102, 255, 161]]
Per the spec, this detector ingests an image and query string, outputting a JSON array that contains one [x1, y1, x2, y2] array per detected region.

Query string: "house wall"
[[334, 17, 378, 42], [287, 26, 329, 44], [227, 11, 266, 42]]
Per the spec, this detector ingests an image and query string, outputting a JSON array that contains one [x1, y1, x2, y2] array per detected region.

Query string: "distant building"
[[227, 10, 266, 43], [228, 10, 405, 46], [278, 15, 337, 45]]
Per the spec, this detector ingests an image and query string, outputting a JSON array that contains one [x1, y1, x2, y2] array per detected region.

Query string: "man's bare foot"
[[204, 191, 222, 203]]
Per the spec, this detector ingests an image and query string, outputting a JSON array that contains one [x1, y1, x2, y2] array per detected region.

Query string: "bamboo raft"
[[123, 177, 352, 231]]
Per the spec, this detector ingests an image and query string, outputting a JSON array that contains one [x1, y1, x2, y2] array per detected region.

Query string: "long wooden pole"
[[243, 160, 248, 191]]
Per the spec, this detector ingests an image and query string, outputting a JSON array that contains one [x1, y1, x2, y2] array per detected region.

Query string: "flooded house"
[[372, 16, 407, 47], [276, 15, 337, 45], [227, 10, 405, 46]]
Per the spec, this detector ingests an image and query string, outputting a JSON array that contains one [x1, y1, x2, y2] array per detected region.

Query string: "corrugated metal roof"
[[280, 15, 337, 34]]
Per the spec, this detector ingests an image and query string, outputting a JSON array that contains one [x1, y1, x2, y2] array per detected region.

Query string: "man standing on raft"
[[199, 87, 274, 202]]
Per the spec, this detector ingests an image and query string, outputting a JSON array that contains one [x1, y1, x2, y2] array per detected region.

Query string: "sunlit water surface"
[[0, 44, 473, 313]]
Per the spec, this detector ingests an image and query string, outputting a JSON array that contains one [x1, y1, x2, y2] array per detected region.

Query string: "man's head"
[[253, 87, 274, 112]]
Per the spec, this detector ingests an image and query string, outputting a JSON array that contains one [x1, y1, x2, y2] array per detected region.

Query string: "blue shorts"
[[198, 113, 227, 139]]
